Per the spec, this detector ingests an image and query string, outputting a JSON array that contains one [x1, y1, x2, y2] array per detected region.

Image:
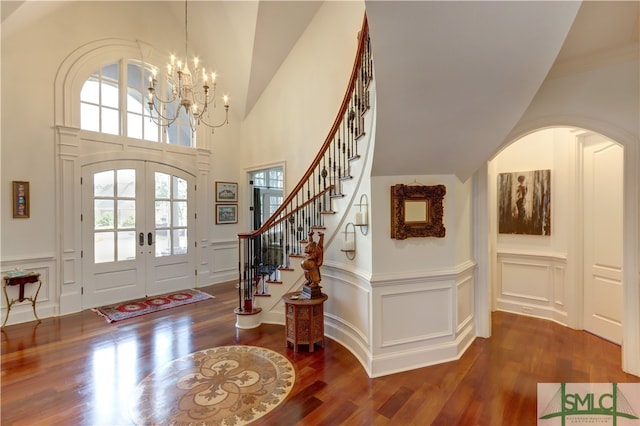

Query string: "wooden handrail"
[[238, 15, 370, 240]]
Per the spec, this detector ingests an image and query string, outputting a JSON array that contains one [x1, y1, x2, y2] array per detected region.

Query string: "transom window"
[[80, 60, 195, 147]]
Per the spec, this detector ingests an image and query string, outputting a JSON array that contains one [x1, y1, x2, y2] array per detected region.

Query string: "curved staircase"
[[235, 15, 373, 329]]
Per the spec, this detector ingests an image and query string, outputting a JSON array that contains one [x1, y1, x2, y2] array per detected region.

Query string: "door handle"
[[139, 232, 144, 246], [148, 232, 153, 245]]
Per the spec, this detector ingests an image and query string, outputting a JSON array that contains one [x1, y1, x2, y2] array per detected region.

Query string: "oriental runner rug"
[[92, 289, 213, 323], [130, 345, 295, 426]]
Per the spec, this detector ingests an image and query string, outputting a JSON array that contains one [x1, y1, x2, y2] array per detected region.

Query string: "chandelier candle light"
[[147, 0, 229, 133]]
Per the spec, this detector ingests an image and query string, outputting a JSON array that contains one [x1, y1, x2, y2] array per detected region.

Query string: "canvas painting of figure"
[[498, 169, 551, 235]]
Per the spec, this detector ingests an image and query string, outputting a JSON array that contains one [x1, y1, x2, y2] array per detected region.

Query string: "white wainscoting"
[[368, 261, 476, 378], [209, 240, 238, 284], [1, 255, 57, 326], [496, 250, 568, 324], [321, 265, 372, 375]]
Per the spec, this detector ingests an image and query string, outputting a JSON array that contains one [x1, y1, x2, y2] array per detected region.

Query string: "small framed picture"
[[216, 204, 238, 224], [12, 181, 30, 218], [215, 181, 238, 202]]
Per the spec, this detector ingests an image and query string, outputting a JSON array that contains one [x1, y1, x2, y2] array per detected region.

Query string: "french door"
[[81, 161, 195, 308]]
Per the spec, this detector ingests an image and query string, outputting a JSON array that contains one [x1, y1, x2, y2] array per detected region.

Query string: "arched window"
[[80, 60, 194, 147]]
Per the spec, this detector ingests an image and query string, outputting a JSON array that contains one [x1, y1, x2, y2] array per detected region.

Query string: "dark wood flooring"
[[2, 281, 638, 425]]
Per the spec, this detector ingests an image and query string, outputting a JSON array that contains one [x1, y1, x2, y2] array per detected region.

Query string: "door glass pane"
[[117, 200, 136, 228], [155, 173, 170, 198], [173, 176, 187, 199], [155, 201, 170, 227], [155, 229, 170, 257], [173, 201, 187, 227], [94, 171, 114, 197], [117, 169, 136, 197], [117, 231, 136, 261], [94, 200, 114, 230], [173, 229, 187, 255], [95, 232, 115, 263]]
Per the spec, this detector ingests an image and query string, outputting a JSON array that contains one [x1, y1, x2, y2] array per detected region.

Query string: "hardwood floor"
[[2, 281, 637, 425]]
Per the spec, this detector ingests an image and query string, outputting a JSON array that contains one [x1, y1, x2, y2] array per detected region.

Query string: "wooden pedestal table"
[[282, 291, 328, 352], [3, 272, 42, 327]]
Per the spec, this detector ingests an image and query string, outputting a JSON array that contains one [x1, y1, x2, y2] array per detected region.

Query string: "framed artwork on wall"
[[497, 169, 551, 235], [12, 181, 30, 218], [215, 181, 238, 203], [390, 183, 446, 239], [216, 204, 238, 224]]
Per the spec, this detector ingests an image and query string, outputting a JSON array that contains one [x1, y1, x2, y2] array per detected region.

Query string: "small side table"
[[3, 272, 42, 327], [282, 291, 328, 352]]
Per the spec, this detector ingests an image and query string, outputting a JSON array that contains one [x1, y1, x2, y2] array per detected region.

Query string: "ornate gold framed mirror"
[[390, 184, 446, 239]]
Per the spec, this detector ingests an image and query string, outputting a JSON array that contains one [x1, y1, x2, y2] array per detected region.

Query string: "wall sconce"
[[341, 222, 356, 260], [354, 194, 369, 235]]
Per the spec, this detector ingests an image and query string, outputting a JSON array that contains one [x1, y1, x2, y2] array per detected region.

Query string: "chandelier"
[[147, 0, 229, 133]]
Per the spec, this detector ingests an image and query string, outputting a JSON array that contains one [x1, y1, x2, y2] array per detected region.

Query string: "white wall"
[[489, 128, 574, 323], [239, 1, 365, 194], [368, 174, 476, 376]]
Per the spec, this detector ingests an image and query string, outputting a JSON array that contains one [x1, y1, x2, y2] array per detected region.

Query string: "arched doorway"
[[484, 125, 639, 377]]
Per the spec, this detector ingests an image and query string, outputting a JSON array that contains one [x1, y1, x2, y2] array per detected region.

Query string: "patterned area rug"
[[92, 289, 213, 323], [130, 345, 295, 426]]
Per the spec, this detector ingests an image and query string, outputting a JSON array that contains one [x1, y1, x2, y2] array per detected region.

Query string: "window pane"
[[101, 82, 119, 108], [127, 87, 144, 113], [155, 229, 170, 257], [127, 62, 143, 88], [155, 173, 170, 198], [95, 232, 115, 263], [102, 107, 119, 135], [143, 117, 159, 142], [94, 199, 114, 230], [127, 112, 142, 139], [81, 79, 99, 103], [102, 63, 118, 81], [173, 229, 187, 255], [173, 176, 187, 200], [81, 103, 100, 132], [117, 169, 135, 198], [117, 200, 135, 228], [94, 171, 114, 197], [173, 201, 187, 227], [117, 231, 136, 261], [155, 201, 170, 227]]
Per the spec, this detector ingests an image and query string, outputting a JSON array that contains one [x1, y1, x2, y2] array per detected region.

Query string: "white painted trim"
[[369, 259, 476, 287], [369, 320, 475, 378], [473, 162, 491, 337]]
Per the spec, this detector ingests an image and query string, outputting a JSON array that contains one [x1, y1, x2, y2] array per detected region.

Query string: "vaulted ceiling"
[[3, 1, 638, 180]]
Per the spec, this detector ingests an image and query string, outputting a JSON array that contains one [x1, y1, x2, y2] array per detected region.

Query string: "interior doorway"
[[490, 127, 624, 341], [247, 165, 284, 278]]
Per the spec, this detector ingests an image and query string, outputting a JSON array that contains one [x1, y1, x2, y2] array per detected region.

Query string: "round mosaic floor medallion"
[[130, 345, 295, 426]]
